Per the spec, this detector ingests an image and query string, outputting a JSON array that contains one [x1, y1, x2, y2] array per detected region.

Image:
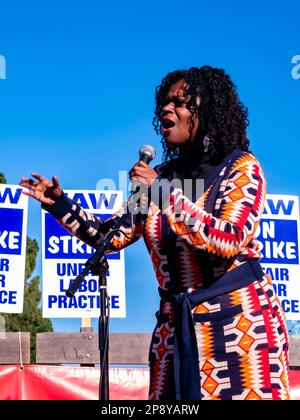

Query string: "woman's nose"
[[162, 101, 174, 114]]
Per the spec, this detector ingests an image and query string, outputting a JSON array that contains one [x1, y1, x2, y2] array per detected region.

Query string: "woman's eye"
[[173, 98, 185, 106], [162, 96, 186, 108]]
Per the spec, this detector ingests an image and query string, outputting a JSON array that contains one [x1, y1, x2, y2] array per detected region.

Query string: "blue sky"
[[0, 0, 299, 333]]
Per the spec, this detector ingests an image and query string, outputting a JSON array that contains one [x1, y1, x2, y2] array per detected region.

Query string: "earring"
[[203, 135, 210, 153]]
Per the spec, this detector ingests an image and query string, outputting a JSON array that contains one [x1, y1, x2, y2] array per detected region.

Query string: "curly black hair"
[[153, 66, 250, 168]]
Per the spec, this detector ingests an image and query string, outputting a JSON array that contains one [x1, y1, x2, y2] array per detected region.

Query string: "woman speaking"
[[20, 66, 290, 400]]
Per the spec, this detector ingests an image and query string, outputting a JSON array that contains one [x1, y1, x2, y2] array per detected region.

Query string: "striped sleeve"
[[44, 192, 143, 252], [163, 154, 266, 258]]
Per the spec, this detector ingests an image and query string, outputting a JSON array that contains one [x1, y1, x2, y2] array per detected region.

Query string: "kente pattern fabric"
[[46, 149, 289, 400]]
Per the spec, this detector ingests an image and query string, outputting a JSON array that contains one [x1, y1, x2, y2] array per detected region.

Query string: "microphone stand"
[[65, 208, 130, 401]]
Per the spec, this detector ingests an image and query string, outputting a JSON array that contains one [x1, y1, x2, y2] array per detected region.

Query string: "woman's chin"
[[164, 137, 183, 148]]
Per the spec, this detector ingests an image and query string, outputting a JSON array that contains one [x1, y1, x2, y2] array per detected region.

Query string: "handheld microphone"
[[131, 145, 156, 194], [138, 145, 156, 165]]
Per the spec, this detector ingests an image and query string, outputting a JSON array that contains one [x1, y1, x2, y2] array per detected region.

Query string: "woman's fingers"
[[130, 161, 149, 172], [133, 167, 150, 175], [130, 173, 148, 181], [20, 173, 48, 188], [31, 172, 46, 182], [19, 181, 36, 191], [133, 163, 150, 172], [19, 173, 60, 205], [52, 175, 60, 188], [20, 176, 40, 187], [21, 190, 37, 199], [130, 170, 148, 178], [130, 166, 156, 177]]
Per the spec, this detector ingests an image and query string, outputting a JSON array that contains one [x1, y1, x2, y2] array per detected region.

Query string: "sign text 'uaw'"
[[42, 190, 126, 318]]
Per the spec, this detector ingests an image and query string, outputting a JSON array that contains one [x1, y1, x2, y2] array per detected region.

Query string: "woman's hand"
[[129, 161, 158, 188], [19, 173, 63, 206]]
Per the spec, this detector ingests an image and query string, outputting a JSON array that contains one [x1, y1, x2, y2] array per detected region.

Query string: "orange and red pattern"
[[48, 150, 290, 400]]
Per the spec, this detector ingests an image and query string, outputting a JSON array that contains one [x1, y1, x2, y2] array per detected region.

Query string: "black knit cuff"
[[41, 191, 74, 219]]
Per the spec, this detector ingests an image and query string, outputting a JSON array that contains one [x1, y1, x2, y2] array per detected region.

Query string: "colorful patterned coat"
[[46, 149, 290, 400]]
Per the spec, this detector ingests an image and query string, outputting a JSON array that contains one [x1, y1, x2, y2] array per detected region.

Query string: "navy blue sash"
[[158, 259, 265, 400]]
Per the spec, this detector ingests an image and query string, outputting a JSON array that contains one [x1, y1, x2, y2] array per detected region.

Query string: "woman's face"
[[161, 79, 199, 147]]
